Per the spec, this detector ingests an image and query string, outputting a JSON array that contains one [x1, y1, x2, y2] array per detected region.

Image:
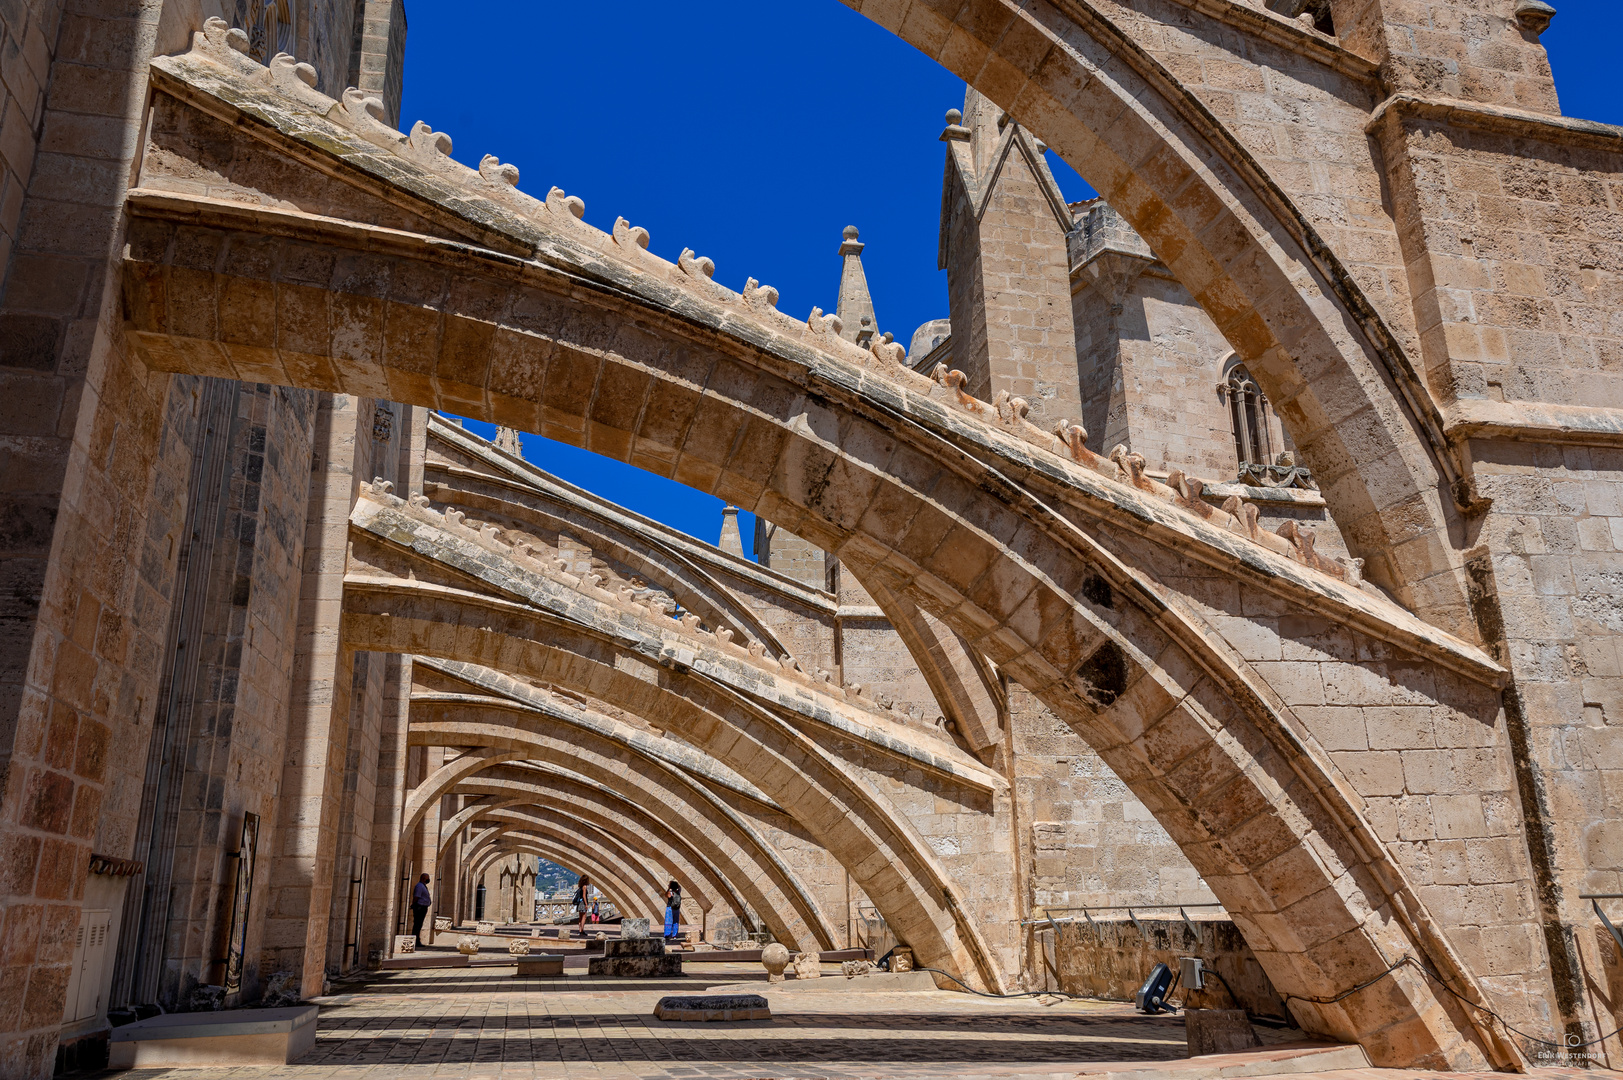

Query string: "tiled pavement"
[[85, 963, 1623, 1080]]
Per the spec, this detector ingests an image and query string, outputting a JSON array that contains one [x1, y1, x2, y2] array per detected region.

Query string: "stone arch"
[[463, 828, 644, 918], [440, 786, 726, 920], [404, 694, 839, 950], [466, 809, 672, 921], [427, 419, 794, 656], [350, 581, 1007, 989], [127, 46, 1526, 1062], [426, 421, 1008, 753], [345, 488, 1517, 1063], [447, 796, 717, 921], [837, 0, 1475, 628], [439, 771, 748, 928], [464, 832, 648, 922]]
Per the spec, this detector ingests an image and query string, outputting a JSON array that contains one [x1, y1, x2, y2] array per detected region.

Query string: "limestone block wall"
[[718, 800, 848, 945], [1072, 264, 1250, 479], [1094, 515, 1558, 1034], [478, 854, 535, 924], [1009, 684, 1217, 913], [121, 380, 317, 1011], [94, 374, 209, 1011], [344, 0, 406, 128], [1378, 117, 1623, 415], [941, 91, 1082, 431], [1051, 916, 1287, 1020], [0, 0, 55, 282], [1334, 0, 1560, 114], [1470, 451, 1623, 1045], [753, 520, 826, 591]]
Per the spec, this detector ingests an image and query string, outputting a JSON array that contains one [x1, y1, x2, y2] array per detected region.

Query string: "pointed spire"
[[494, 426, 524, 459], [718, 506, 746, 556], [835, 226, 878, 347]]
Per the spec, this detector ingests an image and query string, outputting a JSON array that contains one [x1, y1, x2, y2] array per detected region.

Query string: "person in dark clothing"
[[663, 880, 681, 940], [411, 873, 432, 945]]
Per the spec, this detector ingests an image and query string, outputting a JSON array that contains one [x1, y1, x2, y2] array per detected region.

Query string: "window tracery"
[[1222, 362, 1273, 469], [1218, 357, 1317, 489], [235, 0, 295, 63]]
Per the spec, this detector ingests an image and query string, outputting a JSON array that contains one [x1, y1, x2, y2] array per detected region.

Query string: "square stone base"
[[516, 955, 566, 977], [588, 954, 684, 976], [109, 1006, 318, 1067]]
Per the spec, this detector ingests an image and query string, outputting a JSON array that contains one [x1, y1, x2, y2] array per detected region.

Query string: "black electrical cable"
[[915, 967, 1081, 1000], [1282, 954, 1623, 1051]]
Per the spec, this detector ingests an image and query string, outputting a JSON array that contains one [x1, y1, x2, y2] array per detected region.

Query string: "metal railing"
[[1022, 901, 1224, 937]]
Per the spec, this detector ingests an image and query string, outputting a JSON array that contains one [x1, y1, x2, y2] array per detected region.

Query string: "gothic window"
[[1221, 362, 1273, 469], [236, 0, 295, 63]]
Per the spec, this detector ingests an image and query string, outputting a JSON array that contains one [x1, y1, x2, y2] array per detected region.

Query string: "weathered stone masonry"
[[0, 1, 1618, 1077]]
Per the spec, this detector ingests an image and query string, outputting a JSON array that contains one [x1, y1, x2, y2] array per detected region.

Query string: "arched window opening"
[[1223, 364, 1273, 470], [1219, 359, 1318, 489]]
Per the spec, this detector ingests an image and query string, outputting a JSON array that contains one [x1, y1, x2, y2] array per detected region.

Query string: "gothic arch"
[[465, 833, 648, 922], [438, 773, 746, 927], [404, 694, 839, 950], [125, 36, 1533, 1064], [466, 810, 672, 920], [837, 0, 1475, 629], [344, 487, 1520, 1062]]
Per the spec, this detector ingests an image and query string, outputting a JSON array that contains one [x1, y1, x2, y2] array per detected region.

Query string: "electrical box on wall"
[[62, 910, 113, 1023]]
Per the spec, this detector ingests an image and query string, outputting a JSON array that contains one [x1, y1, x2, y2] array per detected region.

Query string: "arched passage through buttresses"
[[463, 812, 668, 920], [440, 794, 724, 923], [464, 833, 647, 922], [401, 693, 841, 951], [122, 20, 1534, 1067], [438, 785, 733, 921]]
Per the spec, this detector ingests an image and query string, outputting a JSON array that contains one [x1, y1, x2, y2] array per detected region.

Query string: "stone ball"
[[842, 225, 860, 241], [761, 942, 791, 976], [945, 108, 963, 125]]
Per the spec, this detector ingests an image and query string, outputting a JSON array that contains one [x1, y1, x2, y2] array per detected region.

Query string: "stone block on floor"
[[516, 955, 566, 976], [1184, 1008, 1262, 1056], [589, 947, 684, 976], [621, 918, 651, 938], [108, 1006, 318, 1068], [603, 937, 668, 958], [653, 994, 770, 1021]]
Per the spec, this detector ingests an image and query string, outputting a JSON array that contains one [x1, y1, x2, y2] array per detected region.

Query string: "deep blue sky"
[[407, 1, 1620, 556]]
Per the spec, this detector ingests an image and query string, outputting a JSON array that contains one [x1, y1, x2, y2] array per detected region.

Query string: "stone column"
[[263, 394, 380, 998], [362, 406, 424, 961], [413, 746, 446, 944]]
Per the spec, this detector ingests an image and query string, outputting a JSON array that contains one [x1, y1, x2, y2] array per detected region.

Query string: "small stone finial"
[[761, 942, 791, 983], [945, 108, 962, 125], [743, 278, 779, 310], [613, 217, 651, 250], [409, 121, 453, 156], [547, 187, 586, 219], [842, 225, 860, 241], [479, 154, 520, 187], [1514, 0, 1555, 34]]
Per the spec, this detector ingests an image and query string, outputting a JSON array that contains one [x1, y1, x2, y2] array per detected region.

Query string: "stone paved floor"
[[87, 963, 1623, 1080]]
